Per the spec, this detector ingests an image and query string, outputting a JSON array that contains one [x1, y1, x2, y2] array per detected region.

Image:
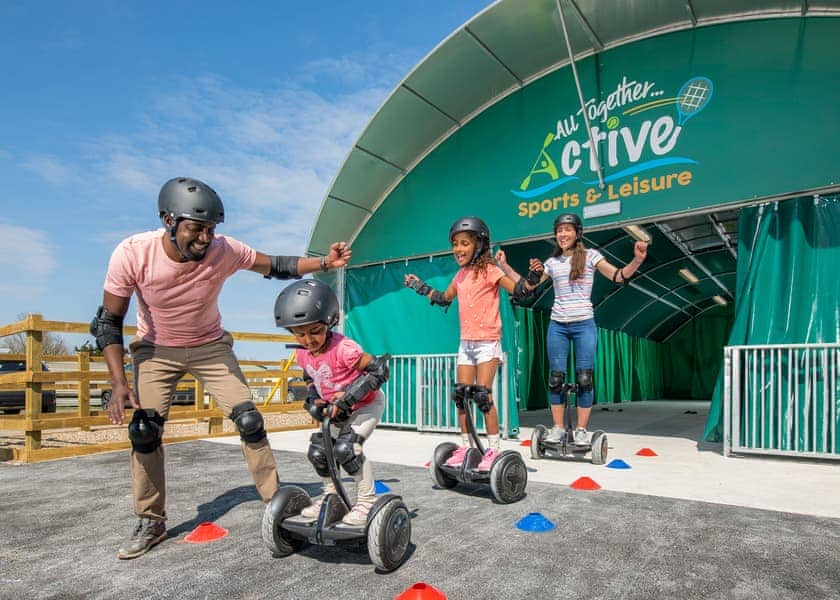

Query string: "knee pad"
[[333, 431, 366, 475], [576, 369, 594, 392], [230, 401, 266, 443], [128, 409, 164, 453], [549, 371, 566, 394], [453, 383, 467, 410], [307, 432, 330, 477], [471, 385, 493, 414]]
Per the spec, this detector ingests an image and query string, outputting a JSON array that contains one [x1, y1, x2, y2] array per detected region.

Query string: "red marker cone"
[[570, 476, 601, 491], [636, 447, 658, 456], [520, 439, 532, 447], [184, 522, 228, 543], [395, 582, 447, 600]]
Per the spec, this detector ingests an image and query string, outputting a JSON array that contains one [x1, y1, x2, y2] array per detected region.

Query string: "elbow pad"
[[264, 255, 300, 280], [429, 290, 451, 310], [340, 353, 391, 408], [89, 305, 124, 350]]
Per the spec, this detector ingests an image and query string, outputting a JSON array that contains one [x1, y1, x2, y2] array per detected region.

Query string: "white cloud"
[[19, 155, 82, 186], [0, 223, 57, 296]]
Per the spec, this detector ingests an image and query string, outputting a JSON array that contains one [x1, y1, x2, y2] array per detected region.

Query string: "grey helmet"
[[449, 216, 491, 262], [553, 213, 583, 240], [274, 279, 340, 329], [158, 177, 225, 225]]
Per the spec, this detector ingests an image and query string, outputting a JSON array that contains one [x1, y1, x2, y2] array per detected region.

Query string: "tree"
[[0, 313, 70, 356], [74, 340, 103, 356]]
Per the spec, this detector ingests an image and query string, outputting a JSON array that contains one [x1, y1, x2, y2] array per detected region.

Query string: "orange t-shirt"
[[452, 264, 504, 341]]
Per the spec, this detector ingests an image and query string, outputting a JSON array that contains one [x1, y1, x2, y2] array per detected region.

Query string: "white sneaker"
[[544, 426, 564, 443], [300, 496, 324, 519], [340, 503, 371, 526], [573, 428, 589, 446]]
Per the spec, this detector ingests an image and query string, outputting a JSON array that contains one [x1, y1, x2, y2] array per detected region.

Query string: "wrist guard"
[[89, 305, 124, 350], [264, 255, 300, 280], [526, 269, 541, 286], [407, 277, 432, 296]]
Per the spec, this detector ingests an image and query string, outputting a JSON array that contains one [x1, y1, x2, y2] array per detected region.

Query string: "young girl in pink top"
[[404, 216, 523, 472], [273, 279, 389, 527]]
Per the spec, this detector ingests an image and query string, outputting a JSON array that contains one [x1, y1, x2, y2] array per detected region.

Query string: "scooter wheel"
[[590, 431, 608, 465], [530, 425, 546, 460], [262, 485, 310, 557], [367, 497, 412, 572], [489, 451, 528, 504], [429, 442, 458, 489]]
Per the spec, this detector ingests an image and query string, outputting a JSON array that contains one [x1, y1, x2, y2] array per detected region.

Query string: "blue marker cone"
[[374, 480, 391, 494], [516, 512, 556, 533], [607, 459, 631, 469]]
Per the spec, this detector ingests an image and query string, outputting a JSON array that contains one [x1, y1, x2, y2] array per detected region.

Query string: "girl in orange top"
[[405, 216, 522, 471]]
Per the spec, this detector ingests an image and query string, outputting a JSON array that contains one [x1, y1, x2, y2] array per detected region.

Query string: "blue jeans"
[[546, 318, 597, 408]]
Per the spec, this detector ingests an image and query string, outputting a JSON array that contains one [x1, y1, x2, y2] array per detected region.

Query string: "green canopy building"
[[307, 1, 840, 457]]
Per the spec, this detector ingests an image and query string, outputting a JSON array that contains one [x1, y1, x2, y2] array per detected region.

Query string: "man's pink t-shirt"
[[103, 229, 256, 346], [296, 333, 375, 408], [452, 264, 505, 341]]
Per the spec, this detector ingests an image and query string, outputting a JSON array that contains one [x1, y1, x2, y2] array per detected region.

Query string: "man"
[[92, 176, 351, 559]]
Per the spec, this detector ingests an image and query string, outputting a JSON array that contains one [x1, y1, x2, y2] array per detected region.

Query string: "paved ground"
[[1, 401, 839, 599]]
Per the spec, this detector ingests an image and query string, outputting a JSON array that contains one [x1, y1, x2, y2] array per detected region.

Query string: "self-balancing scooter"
[[262, 415, 412, 572], [529, 383, 608, 464], [428, 385, 527, 504]]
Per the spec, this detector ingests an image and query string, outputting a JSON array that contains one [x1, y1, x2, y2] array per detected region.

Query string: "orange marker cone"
[[184, 522, 228, 543], [570, 476, 601, 491], [636, 447, 658, 456], [395, 582, 447, 600]]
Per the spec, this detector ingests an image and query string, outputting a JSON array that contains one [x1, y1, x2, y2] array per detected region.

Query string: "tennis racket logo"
[[676, 76, 713, 125]]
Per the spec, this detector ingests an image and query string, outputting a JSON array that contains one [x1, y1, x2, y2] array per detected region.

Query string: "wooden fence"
[[0, 314, 313, 463]]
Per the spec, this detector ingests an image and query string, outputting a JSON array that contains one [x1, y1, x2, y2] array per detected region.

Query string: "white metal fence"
[[723, 343, 839, 459], [380, 353, 513, 438]]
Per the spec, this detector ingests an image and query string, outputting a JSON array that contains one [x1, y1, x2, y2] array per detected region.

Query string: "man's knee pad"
[[230, 401, 266, 443], [307, 432, 330, 477], [576, 369, 594, 392], [333, 431, 366, 475], [128, 409, 164, 453], [453, 383, 467, 410], [549, 371, 566, 394], [472, 385, 493, 413]]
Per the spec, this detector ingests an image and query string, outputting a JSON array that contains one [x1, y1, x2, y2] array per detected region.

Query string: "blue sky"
[[0, 0, 493, 358]]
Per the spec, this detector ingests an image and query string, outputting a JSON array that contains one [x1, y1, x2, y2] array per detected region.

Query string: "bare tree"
[[0, 313, 70, 355]]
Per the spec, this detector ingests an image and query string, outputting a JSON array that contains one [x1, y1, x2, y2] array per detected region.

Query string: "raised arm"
[[596, 241, 648, 284], [251, 241, 352, 279]]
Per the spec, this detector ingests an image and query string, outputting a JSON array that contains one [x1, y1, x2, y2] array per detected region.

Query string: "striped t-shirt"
[[545, 248, 604, 322]]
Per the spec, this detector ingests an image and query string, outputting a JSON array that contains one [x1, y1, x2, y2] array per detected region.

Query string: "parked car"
[[0, 359, 57, 414]]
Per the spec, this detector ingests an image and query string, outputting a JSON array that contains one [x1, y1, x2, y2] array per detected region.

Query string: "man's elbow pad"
[[265, 255, 300, 280], [90, 306, 124, 350]]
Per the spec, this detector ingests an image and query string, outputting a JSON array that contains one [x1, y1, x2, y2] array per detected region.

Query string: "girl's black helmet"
[[274, 279, 340, 329], [553, 213, 582, 239], [158, 177, 225, 225], [449, 216, 491, 260]]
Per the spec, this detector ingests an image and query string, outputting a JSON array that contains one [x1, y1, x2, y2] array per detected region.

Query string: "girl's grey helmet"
[[274, 279, 340, 329], [158, 177, 225, 224], [449, 216, 491, 259]]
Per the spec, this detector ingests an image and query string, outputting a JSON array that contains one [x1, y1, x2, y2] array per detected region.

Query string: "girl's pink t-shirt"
[[452, 264, 505, 341], [103, 229, 256, 346], [296, 333, 375, 408]]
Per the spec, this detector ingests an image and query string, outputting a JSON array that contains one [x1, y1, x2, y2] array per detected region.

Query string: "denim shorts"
[[457, 339, 503, 366]]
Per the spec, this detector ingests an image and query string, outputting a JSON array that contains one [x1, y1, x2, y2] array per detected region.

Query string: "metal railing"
[[380, 353, 513, 438], [723, 343, 839, 459]]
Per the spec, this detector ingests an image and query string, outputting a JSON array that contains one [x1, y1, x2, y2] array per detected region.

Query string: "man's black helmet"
[[449, 216, 491, 259], [274, 279, 340, 329], [158, 177, 225, 225], [554, 213, 583, 238]]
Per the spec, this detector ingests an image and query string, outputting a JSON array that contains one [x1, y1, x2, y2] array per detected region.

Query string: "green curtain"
[[703, 195, 840, 442], [662, 305, 734, 399]]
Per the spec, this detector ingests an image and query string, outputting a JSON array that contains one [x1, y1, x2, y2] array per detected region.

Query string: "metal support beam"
[[400, 83, 461, 126], [655, 222, 734, 300], [464, 26, 524, 87], [708, 214, 737, 260]]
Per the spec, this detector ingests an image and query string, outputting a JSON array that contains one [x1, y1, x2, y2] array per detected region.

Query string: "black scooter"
[[428, 385, 527, 504], [261, 415, 412, 572], [529, 384, 608, 464]]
